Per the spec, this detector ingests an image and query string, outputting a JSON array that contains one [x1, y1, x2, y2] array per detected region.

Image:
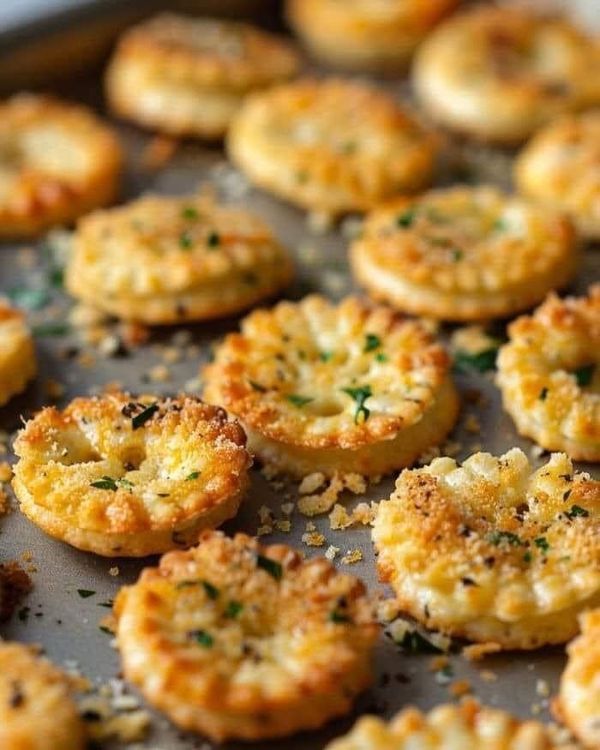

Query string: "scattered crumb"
[[341, 549, 363, 565], [0, 488, 8, 516], [450, 325, 498, 356], [449, 679, 472, 697], [147, 364, 170, 383], [0, 461, 13, 483], [140, 135, 178, 171], [464, 414, 481, 434], [429, 655, 449, 672], [479, 670, 497, 682], [0, 561, 33, 622], [329, 501, 378, 530], [298, 473, 367, 516], [274, 519, 291, 533], [301, 531, 326, 547], [306, 210, 334, 235], [281, 502, 294, 515], [256, 525, 273, 537], [44, 378, 65, 400], [462, 642, 502, 661], [324, 545, 340, 561], [108, 567, 120, 577], [536, 679, 550, 698], [298, 472, 326, 495], [80, 689, 151, 744], [257, 505, 273, 524]]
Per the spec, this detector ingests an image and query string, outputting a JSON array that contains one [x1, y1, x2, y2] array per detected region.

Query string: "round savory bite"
[[12, 392, 251, 557], [326, 699, 568, 750], [515, 111, 600, 241], [286, 0, 458, 73], [227, 78, 437, 215], [350, 185, 577, 322], [0, 93, 122, 237], [0, 301, 36, 407], [105, 14, 300, 139], [372, 448, 600, 650], [497, 287, 600, 462], [115, 530, 377, 742], [65, 194, 293, 325], [203, 295, 458, 479], [558, 609, 600, 748], [0, 642, 86, 750], [412, 6, 600, 144]]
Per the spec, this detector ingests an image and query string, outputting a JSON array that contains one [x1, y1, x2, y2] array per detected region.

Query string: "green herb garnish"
[[566, 505, 589, 520], [248, 379, 267, 393], [453, 348, 498, 373], [256, 554, 283, 580], [206, 231, 220, 248], [375, 352, 388, 363], [539, 387, 549, 401], [186, 471, 200, 481], [329, 609, 351, 624], [225, 600, 243, 618], [179, 231, 193, 250], [488, 531, 524, 547], [397, 630, 442, 654], [342, 385, 372, 424], [396, 209, 416, 228], [90, 477, 118, 491], [8, 287, 50, 311], [181, 206, 198, 220], [32, 322, 70, 337], [523, 551, 532, 563], [132, 403, 158, 429], [534, 537, 550, 553], [191, 629, 214, 648], [452, 249, 464, 262], [202, 581, 219, 600], [319, 351, 333, 363], [286, 394, 313, 407], [573, 364, 595, 387], [77, 589, 95, 599], [364, 334, 381, 353]]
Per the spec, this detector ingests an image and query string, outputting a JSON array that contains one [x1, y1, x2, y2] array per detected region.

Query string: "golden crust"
[[115, 530, 378, 741], [372, 448, 600, 650], [350, 185, 578, 322], [326, 699, 568, 750], [203, 295, 459, 478], [12, 392, 251, 557], [0, 642, 86, 750], [105, 14, 300, 138], [65, 193, 293, 325], [558, 609, 600, 748], [286, 0, 458, 73], [515, 111, 600, 241], [0, 93, 122, 237], [497, 287, 600, 462], [0, 301, 36, 406], [227, 78, 437, 215], [413, 7, 600, 144]]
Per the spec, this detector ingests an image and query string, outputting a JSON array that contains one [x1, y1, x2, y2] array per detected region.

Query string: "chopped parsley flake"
[[202, 581, 219, 600], [8, 287, 50, 311], [179, 231, 193, 250], [534, 537, 550, 553], [77, 589, 95, 599], [493, 218, 508, 232], [329, 609, 351, 624], [32, 322, 70, 337], [566, 504, 589, 519], [225, 600, 243, 618], [341, 385, 372, 424], [396, 630, 442, 654], [523, 551, 532, 563], [90, 476, 118, 491], [488, 530, 524, 547], [573, 364, 595, 387], [248, 379, 267, 393], [396, 209, 416, 228], [206, 231, 220, 248], [539, 387, 549, 401], [452, 249, 464, 262], [286, 394, 313, 407], [319, 351, 333, 362], [256, 554, 283, 580], [375, 352, 388, 363], [364, 333, 381, 353], [132, 403, 159, 429], [186, 471, 200, 481], [191, 629, 214, 648], [181, 206, 198, 220], [454, 348, 498, 373]]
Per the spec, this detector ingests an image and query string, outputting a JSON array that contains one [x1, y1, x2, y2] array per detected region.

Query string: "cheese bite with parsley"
[[558, 609, 600, 748], [0, 301, 36, 406], [227, 78, 437, 215], [413, 6, 600, 144], [0, 642, 86, 750], [373, 448, 600, 650], [286, 0, 458, 73], [66, 194, 293, 325], [497, 287, 600, 462], [105, 14, 300, 139], [350, 185, 577, 321], [0, 94, 122, 237], [515, 111, 600, 241], [203, 295, 458, 478], [115, 531, 378, 741], [326, 699, 570, 750], [12, 393, 251, 557]]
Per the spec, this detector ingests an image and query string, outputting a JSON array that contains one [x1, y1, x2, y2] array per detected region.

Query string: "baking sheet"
[[1, 24, 599, 750]]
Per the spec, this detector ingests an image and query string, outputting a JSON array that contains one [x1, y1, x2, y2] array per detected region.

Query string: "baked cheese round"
[[115, 531, 378, 741], [372, 448, 600, 649], [12, 393, 251, 557], [0, 301, 36, 407]]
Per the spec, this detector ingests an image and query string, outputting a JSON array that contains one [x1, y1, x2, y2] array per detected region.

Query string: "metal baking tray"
[[1, 6, 599, 750]]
